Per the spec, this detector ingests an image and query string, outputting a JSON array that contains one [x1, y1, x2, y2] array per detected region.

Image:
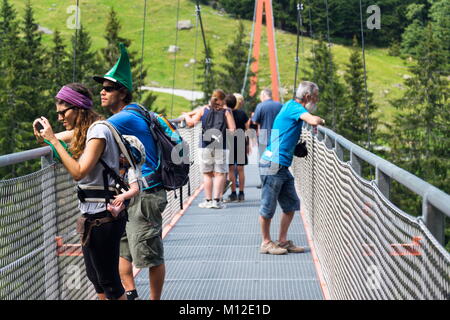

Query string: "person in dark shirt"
[[251, 88, 283, 188], [224, 94, 250, 202]]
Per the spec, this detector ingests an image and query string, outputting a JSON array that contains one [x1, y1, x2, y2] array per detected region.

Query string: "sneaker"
[[224, 193, 238, 203], [238, 193, 245, 202], [198, 199, 213, 208], [276, 240, 305, 253], [210, 199, 226, 209], [260, 241, 288, 255]]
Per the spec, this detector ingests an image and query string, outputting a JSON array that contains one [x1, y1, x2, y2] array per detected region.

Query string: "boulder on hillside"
[[177, 20, 193, 30], [168, 45, 180, 53], [38, 25, 53, 35]]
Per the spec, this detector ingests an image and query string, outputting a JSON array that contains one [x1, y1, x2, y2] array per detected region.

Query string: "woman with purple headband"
[[33, 83, 127, 300]]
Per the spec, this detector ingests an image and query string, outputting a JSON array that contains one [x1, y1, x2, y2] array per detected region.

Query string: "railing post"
[[422, 195, 445, 245], [350, 151, 362, 176], [41, 154, 59, 300], [324, 134, 333, 149], [376, 167, 391, 199], [335, 140, 344, 161]]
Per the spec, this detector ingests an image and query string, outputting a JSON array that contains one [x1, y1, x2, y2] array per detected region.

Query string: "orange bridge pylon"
[[250, 0, 281, 102]]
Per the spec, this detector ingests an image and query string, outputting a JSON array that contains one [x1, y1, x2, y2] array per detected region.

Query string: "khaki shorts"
[[199, 148, 229, 173], [120, 189, 168, 268]]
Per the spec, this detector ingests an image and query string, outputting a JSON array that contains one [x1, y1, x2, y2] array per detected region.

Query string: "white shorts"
[[199, 148, 229, 173]]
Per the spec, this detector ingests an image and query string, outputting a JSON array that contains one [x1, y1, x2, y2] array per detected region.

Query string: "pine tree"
[[13, 2, 48, 175], [48, 30, 71, 93], [0, 1, 22, 155], [218, 21, 251, 94], [388, 24, 449, 217], [196, 41, 215, 106], [100, 7, 150, 104], [217, 21, 256, 113], [19, 2, 48, 116], [339, 36, 378, 148], [70, 24, 99, 87], [305, 36, 346, 130], [46, 29, 71, 130], [0, 0, 40, 177]]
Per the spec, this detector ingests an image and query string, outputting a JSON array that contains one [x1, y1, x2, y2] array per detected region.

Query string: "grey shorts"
[[199, 148, 229, 173], [120, 189, 168, 268], [259, 160, 300, 219]]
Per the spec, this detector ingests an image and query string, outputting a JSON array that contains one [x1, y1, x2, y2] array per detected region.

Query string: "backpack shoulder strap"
[[91, 120, 138, 171]]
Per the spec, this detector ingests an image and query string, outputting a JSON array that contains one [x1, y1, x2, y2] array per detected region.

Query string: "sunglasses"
[[102, 85, 120, 92], [57, 106, 77, 117]]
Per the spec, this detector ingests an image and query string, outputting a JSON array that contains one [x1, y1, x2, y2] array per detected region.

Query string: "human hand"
[[34, 117, 57, 144], [112, 194, 125, 207], [32, 118, 45, 143]]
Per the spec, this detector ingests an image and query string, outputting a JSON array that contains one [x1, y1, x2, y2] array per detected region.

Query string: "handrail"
[[307, 123, 449, 244], [0, 146, 52, 168]]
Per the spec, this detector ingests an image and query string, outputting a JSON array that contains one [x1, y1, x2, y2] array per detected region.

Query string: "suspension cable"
[[191, 10, 200, 104], [72, 0, 80, 82], [195, 1, 213, 98], [170, 0, 181, 119], [241, 0, 258, 96], [324, 0, 337, 130], [307, 0, 315, 59], [359, 0, 371, 152], [138, 0, 148, 101], [293, 3, 303, 98]]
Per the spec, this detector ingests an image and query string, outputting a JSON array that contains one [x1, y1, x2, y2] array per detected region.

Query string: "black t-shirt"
[[232, 109, 249, 131]]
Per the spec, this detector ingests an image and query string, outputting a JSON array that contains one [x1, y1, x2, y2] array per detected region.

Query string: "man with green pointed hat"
[[94, 43, 133, 93], [94, 43, 168, 300]]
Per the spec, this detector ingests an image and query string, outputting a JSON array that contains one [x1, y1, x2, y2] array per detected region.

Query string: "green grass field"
[[14, 0, 411, 122]]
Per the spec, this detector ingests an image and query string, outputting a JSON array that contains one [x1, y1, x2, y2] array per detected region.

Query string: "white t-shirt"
[[78, 123, 120, 214]]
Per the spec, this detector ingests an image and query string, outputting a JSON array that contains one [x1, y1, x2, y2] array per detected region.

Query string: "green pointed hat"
[[94, 43, 133, 92]]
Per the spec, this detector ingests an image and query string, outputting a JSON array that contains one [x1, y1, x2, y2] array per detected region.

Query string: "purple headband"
[[55, 86, 93, 109]]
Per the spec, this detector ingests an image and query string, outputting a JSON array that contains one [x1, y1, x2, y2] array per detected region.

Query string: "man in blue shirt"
[[251, 88, 282, 188], [93, 44, 167, 300], [258, 81, 325, 255]]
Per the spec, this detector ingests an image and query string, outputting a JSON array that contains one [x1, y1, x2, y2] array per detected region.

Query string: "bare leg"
[[237, 165, 245, 192], [203, 172, 214, 199], [259, 215, 272, 244], [149, 264, 166, 300], [279, 211, 295, 243], [213, 172, 226, 199], [119, 257, 136, 291], [229, 165, 237, 192]]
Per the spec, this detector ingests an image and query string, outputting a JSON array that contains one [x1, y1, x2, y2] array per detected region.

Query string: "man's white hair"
[[296, 81, 319, 100], [261, 88, 272, 99]]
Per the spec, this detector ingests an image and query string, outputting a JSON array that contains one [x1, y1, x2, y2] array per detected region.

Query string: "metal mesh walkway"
[[135, 162, 324, 300]]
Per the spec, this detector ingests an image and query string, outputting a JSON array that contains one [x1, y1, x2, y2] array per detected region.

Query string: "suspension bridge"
[[0, 0, 449, 300]]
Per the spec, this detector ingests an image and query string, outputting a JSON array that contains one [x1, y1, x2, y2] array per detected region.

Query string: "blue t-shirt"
[[108, 104, 161, 188], [251, 99, 283, 145], [261, 99, 308, 167]]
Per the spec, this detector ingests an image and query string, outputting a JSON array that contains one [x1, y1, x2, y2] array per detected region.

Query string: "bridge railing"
[[0, 124, 202, 300], [293, 124, 449, 300]]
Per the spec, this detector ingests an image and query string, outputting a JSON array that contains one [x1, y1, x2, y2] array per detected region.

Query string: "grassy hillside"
[[14, 0, 411, 122]]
